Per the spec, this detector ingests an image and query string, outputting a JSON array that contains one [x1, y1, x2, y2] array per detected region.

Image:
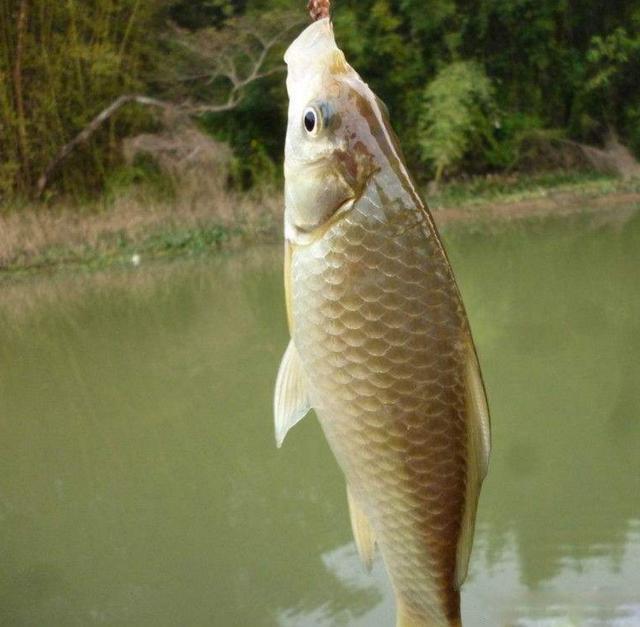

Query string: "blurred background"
[[1, 0, 640, 269], [1, 2, 639, 626]]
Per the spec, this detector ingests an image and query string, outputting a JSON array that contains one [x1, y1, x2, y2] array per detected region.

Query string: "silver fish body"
[[275, 18, 490, 627]]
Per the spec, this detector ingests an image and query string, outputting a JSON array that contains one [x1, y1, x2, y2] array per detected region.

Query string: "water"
[[1, 213, 639, 626]]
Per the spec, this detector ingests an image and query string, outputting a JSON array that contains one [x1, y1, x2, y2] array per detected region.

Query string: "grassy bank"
[[2, 171, 639, 275], [0, 186, 282, 274], [428, 171, 637, 208]]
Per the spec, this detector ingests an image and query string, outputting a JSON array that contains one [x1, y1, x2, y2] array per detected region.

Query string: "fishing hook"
[[308, 0, 330, 21]]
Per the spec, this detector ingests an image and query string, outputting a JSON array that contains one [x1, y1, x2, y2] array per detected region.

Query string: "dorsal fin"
[[455, 340, 491, 588]]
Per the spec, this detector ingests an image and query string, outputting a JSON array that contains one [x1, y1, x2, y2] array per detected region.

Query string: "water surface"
[[1, 213, 639, 626]]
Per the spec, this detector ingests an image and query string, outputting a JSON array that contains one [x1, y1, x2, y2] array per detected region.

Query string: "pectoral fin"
[[455, 340, 491, 588], [347, 486, 376, 571], [274, 340, 311, 448]]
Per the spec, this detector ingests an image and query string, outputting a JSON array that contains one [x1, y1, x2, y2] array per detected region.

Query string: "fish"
[[274, 17, 491, 627]]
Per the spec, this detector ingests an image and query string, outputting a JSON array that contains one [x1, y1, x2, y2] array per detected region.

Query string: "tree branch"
[[168, 17, 301, 110], [36, 15, 303, 197], [36, 95, 171, 198], [14, 0, 30, 187]]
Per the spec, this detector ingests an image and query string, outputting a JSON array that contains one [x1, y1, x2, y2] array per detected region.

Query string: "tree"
[[418, 61, 495, 182], [579, 25, 640, 152], [35, 11, 301, 196]]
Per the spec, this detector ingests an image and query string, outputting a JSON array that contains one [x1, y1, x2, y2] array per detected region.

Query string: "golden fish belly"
[[291, 200, 470, 625]]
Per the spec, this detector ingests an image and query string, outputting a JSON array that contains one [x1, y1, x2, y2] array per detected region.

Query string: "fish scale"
[[291, 201, 469, 625], [276, 17, 489, 627]]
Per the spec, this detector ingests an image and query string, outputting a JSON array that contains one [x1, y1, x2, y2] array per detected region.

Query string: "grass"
[[1, 169, 639, 275], [0, 183, 282, 274], [428, 170, 640, 210]]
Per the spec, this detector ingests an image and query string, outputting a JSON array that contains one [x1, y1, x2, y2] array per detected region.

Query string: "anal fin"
[[347, 486, 376, 571], [274, 340, 311, 447]]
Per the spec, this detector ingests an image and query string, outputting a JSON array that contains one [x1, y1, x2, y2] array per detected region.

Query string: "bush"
[[573, 24, 640, 153], [484, 113, 545, 171], [417, 61, 496, 182], [0, 0, 159, 199]]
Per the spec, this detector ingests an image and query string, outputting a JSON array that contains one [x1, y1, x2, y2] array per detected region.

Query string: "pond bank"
[[1, 172, 639, 276], [435, 188, 640, 227]]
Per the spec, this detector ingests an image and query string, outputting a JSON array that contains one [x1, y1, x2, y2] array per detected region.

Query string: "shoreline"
[[435, 189, 640, 226], [1, 173, 639, 277]]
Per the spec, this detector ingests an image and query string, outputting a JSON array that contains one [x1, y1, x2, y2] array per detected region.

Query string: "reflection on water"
[[1, 214, 639, 626]]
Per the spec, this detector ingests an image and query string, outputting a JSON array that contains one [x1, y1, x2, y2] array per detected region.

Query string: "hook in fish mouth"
[[308, 0, 331, 22]]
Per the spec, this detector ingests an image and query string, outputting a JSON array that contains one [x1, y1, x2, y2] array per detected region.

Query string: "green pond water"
[[1, 213, 639, 626]]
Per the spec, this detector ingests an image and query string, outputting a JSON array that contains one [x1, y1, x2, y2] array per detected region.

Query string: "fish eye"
[[302, 102, 334, 137], [303, 107, 320, 135]]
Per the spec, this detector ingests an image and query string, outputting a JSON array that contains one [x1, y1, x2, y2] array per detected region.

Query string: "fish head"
[[284, 18, 398, 238]]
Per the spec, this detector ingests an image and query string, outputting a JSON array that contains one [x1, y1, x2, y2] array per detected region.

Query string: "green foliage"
[[484, 113, 546, 170], [428, 170, 622, 209], [0, 0, 159, 199], [143, 226, 232, 256], [167, 0, 238, 29], [625, 104, 640, 157], [418, 62, 495, 180], [201, 81, 286, 188], [104, 156, 175, 204], [2, 0, 640, 204], [329, 0, 640, 176], [586, 29, 640, 93], [578, 24, 640, 149], [227, 140, 279, 189]]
